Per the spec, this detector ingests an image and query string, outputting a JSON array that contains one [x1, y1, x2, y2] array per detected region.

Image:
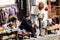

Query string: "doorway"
[[17, 0, 27, 21]]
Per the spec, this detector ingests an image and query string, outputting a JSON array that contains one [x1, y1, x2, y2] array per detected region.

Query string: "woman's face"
[[26, 16, 31, 20], [28, 16, 31, 20]]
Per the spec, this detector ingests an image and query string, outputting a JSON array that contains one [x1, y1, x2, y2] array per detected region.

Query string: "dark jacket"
[[20, 19, 32, 32]]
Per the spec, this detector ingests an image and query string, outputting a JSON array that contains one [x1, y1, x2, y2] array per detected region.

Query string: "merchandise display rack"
[[0, 4, 18, 40]]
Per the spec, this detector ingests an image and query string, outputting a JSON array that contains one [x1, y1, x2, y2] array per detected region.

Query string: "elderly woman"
[[19, 16, 37, 38]]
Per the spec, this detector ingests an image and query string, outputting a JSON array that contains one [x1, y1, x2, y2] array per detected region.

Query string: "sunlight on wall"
[[0, 0, 15, 6], [36, 0, 47, 6]]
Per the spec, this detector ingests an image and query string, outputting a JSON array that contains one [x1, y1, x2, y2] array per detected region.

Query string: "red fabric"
[[45, 7, 48, 11], [26, 32, 30, 35]]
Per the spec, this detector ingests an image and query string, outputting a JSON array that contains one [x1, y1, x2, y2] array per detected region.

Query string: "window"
[[21, 0, 23, 9], [31, 0, 36, 6]]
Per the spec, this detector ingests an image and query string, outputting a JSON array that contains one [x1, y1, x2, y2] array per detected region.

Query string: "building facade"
[[16, 0, 31, 21], [48, 0, 60, 24]]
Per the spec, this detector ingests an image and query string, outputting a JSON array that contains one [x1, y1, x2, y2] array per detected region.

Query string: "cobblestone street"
[[24, 29, 60, 40], [24, 34, 60, 40]]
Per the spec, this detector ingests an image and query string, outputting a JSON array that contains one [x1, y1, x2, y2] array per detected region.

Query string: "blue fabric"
[[47, 20, 50, 26]]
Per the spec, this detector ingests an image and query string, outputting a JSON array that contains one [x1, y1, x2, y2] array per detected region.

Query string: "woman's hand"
[[32, 23, 34, 28]]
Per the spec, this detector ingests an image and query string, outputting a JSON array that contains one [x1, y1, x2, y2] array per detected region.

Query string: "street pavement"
[[24, 34, 60, 40], [24, 29, 60, 40]]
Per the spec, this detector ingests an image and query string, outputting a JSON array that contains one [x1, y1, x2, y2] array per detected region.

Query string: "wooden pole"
[[48, 0, 51, 18]]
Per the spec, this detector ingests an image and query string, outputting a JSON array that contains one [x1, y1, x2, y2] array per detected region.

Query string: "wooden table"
[[0, 29, 18, 40], [46, 25, 60, 34]]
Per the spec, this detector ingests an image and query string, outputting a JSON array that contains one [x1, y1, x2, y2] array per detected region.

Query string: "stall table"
[[46, 25, 60, 34], [0, 29, 18, 40]]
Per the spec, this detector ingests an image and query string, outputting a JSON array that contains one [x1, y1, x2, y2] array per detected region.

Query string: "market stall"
[[46, 24, 60, 34], [0, 0, 19, 40], [0, 22, 18, 40]]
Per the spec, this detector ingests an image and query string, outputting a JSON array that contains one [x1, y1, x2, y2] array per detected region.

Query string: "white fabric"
[[31, 6, 48, 27], [48, 18, 52, 24], [31, 6, 39, 15]]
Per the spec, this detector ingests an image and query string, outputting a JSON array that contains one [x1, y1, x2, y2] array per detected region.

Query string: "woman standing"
[[31, 2, 47, 36]]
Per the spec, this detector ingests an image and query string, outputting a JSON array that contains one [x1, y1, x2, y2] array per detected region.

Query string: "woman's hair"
[[9, 17, 16, 22], [38, 2, 44, 10]]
